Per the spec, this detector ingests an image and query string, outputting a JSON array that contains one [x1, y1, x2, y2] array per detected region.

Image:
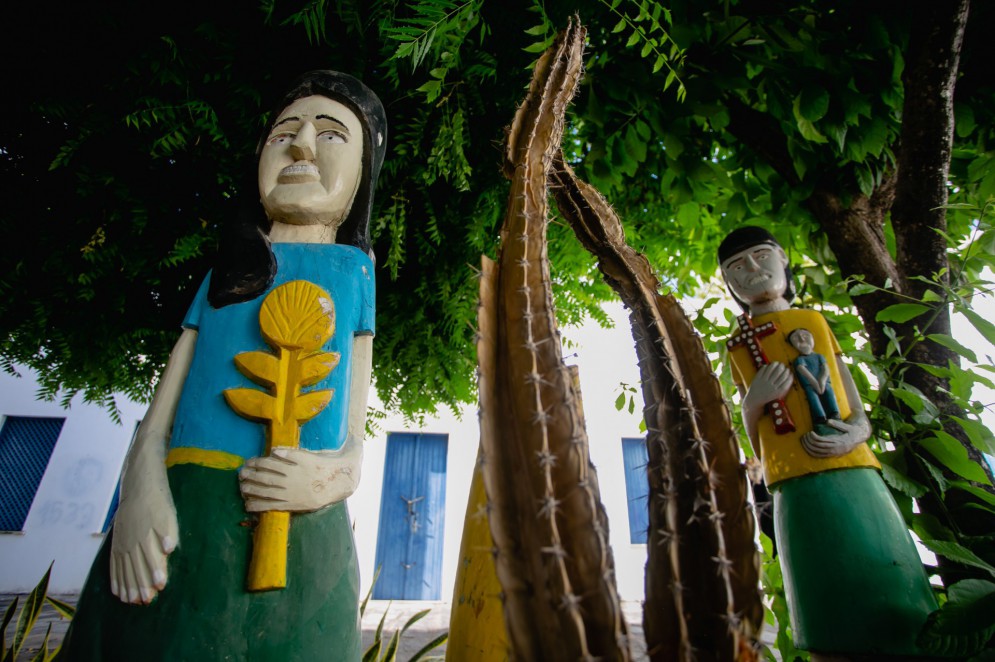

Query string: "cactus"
[[475, 20, 632, 662], [550, 156, 764, 661]]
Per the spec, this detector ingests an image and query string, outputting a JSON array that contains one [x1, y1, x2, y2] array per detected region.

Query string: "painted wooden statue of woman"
[[719, 226, 938, 661], [65, 70, 387, 661]]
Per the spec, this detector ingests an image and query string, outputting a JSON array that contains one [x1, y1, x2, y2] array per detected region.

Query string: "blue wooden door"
[[373, 432, 448, 599], [621, 437, 650, 543]]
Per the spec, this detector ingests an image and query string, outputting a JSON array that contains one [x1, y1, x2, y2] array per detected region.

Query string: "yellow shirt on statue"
[[728, 308, 879, 486]]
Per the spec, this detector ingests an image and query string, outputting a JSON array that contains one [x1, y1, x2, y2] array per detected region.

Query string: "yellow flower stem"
[[247, 347, 302, 592]]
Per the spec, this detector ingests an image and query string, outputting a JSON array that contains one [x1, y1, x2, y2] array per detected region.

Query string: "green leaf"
[[408, 631, 450, 661], [880, 460, 928, 497], [918, 579, 995, 657], [927, 334, 978, 362], [876, 303, 930, 323], [913, 512, 956, 542], [12, 564, 52, 656], [523, 24, 547, 36], [44, 595, 75, 620], [960, 307, 995, 346], [615, 392, 626, 411], [798, 85, 830, 122], [950, 480, 995, 509], [625, 31, 640, 48], [919, 540, 995, 577], [856, 165, 874, 197], [2, 596, 18, 653], [522, 40, 551, 53], [953, 416, 995, 456], [849, 282, 876, 296], [918, 433, 992, 484], [612, 18, 626, 34], [792, 97, 827, 143], [890, 386, 925, 414]]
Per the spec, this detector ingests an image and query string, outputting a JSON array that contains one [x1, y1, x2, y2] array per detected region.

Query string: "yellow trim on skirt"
[[165, 447, 244, 470]]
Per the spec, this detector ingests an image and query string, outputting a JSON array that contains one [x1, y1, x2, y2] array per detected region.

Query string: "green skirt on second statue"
[[774, 467, 937, 657]]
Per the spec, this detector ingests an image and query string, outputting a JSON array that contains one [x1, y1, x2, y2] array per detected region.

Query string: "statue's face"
[[720, 243, 788, 307], [258, 95, 364, 228]]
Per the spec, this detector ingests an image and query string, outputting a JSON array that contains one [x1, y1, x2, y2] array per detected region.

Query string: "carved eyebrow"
[[271, 116, 300, 129], [270, 114, 349, 133], [724, 256, 745, 268], [315, 114, 349, 130]]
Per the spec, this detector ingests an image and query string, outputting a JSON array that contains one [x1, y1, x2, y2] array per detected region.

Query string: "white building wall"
[[0, 368, 145, 594]]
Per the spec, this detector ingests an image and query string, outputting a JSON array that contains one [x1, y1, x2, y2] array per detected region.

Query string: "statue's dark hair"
[[717, 225, 795, 312], [208, 70, 388, 308]]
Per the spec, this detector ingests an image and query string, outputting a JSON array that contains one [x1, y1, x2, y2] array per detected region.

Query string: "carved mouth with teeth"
[[745, 273, 772, 286], [278, 162, 319, 183]]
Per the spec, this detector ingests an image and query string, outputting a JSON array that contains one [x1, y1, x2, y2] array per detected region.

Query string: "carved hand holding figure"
[[720, 238, 870, 460], [240, 441, 362, 513]]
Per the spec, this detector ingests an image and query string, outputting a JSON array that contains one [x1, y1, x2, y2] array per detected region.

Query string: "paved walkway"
[[4, 594, 779, 660]]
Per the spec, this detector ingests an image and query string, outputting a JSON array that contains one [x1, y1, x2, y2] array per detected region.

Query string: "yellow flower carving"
[[259, 280, 335, 350]]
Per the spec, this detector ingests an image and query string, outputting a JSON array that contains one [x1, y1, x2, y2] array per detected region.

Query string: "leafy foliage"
[[1, 564, 74, 662], [360, 568, 448, 662]]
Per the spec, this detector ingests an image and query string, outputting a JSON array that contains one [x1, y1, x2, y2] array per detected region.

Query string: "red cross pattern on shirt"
[[727, 314, 796, 435]]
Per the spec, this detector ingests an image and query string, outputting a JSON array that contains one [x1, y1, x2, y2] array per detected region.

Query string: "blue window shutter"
[[621, 437, 650, 544], [0, 416, 65, 531], [373, 432, 448, 600]]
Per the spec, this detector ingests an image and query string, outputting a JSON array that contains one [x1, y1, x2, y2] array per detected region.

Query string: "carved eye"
[[267, 133, 295, 145], [318, 131, 347, 144]]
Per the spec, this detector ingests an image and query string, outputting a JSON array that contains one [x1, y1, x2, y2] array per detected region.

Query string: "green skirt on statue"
[[774, 467, 937, 657], [64, 463, 361, 662]]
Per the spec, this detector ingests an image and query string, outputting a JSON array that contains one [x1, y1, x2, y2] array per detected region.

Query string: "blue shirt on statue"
[[169, 243, 375, 460]]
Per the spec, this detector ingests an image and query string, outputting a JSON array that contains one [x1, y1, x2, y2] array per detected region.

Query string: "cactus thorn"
[[538, 495, 561, 519], [655, 529, 675, 547], [722, 611, 743, 629], [535, 449, 558, 468], [530, 408, 553, 425], [712, 555, 734, 574], [559, 591, 583, 611], [540, 544, 567, 559]]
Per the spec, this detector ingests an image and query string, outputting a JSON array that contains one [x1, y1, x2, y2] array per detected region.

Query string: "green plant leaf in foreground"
[[918, 579, 995, 658], [876, 302, 931, 323], [917, 433, 993, 485], [920, 539, 995, 578]]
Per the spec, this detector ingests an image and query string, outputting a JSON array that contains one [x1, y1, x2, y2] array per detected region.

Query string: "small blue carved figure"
[[788, 328, 841, 435]]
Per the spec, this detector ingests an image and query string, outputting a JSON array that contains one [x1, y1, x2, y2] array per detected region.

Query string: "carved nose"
[[289, 122, 317, 161]]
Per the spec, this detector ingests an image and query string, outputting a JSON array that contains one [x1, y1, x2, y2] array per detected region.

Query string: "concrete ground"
[[3, 594, 775, 660]]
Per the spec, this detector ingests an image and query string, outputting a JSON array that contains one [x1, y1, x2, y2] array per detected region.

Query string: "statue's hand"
[[744, 362, 794, 409], [240, 442, 362, 513], [801, 416, 872, 458], [109, 439, 179, 605]]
